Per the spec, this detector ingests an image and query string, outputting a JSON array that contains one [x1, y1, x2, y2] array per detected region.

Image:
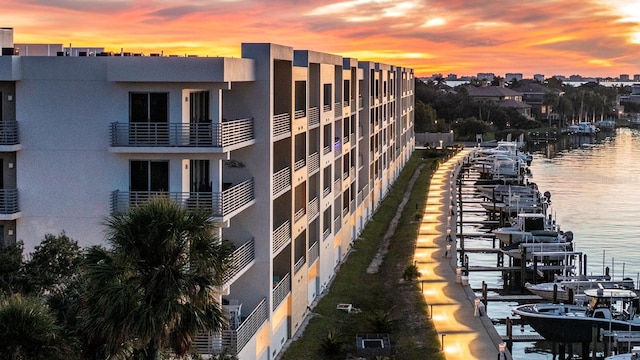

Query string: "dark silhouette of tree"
[[81, 197, 234, 360]]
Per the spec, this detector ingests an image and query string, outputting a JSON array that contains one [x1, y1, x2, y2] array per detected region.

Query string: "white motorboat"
[[526, 275, 635, 303], [512, 288, 640, 343], [493, 213, 560, 245], [605, 346, 640, 359], [567, 122, 598, 134], [477, 141, 533, 165]]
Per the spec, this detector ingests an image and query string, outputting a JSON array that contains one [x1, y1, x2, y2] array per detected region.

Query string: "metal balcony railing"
[[110, 179, 254, 218], [273, 113, 291, 138], [110, 119, 254, 148], [334, 102, 342, 118], [221, 238, 255, 285], [0, 121, 19, 145], [272, 220, 291, 256], [194, 298, 268, 356], [294, 207, 306, 223], [342, 172, 348, 181], [322, 187, 330, 199], [322, 228, 331, 241], [272, 273, 291, 311], [334, 141, 342, 157], [322, 104, 331, 112], [323, 146, 331, 156], [308, 152, 320, 174], [0, 189, 19, 214], [294, 158, 306, 172], [342, 207, 348, 218], [272, 167, 291, 196], [294, 256, 306, 274], [333, 178, 341, 194], [307, 197, 319, 220], [308, 241, 319, 266], [333, 216, 341, 234], [294, 109, 306, 120], [350, 199, 355, 214], [308, 107, 320, 128]]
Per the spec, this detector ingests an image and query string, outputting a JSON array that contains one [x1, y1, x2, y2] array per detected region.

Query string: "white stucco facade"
[[0, 29, 414, 360]]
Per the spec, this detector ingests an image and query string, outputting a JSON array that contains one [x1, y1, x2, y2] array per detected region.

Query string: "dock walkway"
[[414, 148, 512, 360]]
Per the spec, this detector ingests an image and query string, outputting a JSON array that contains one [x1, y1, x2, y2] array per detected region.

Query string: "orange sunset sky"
[[2, 0, 640, 78]]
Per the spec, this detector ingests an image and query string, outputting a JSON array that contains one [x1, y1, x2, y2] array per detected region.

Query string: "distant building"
[[633, 74, 640, 81], [533, 74, 545, 82], [477, 73, 495, 81], [620, 74, 630, 81], [446, 73, 458, 80], [505, 73, 523, 82], [512, 82, 563, 121], [463, 85, 532, 119]]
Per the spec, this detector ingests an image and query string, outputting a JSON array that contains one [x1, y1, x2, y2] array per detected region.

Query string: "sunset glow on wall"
[[2, 0, 639, 77]]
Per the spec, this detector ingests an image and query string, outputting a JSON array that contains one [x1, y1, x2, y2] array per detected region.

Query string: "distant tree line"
[[414, 77, 629, 141]]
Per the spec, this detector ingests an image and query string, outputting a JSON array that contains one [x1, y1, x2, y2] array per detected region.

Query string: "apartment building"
[[0, 28, 414, 359]]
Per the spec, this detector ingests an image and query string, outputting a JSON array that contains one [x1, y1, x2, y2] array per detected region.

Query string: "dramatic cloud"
[[1, 0, 639, 77]]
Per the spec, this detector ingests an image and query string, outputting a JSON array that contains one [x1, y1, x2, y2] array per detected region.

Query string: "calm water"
[[461, 127, 640, 359]]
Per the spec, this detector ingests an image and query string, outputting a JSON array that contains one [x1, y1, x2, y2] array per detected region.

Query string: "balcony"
[[273, 113, 291, 139], [294, 109, 306, 120], [308, 107, 320, 128], [333, 216, 341, 234], [307, 197, 319, 221], [322, 186, 330, 199], [0, 121, 20, 149], [294, 256, 306, 274], [342, 207, 348, 218], [333, 178, 341, 194], [322, 228, 331, 241], [221, 238, 256, 286], [334, 102, 342, 118], [294, 207, 306, 223], [272, 220, 291, 256], [334, 140, 342, 157], [273, 273, 291, 311], [308, 241, 319, 267], [0, 189, 20, 220], [308, 152, 320, 175], [110, 119, 254, 152], [323, 145, 331, 156], [322, 104, 331, 113], [294, 158, 306, 172], [110, 179, 255, 220], [350, 199, 355, 214], [273, 167, 291, 197], [194, 298, 268, 356]]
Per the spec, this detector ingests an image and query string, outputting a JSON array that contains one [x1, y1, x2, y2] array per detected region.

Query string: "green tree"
[[20, 232, 83, 296], [0, 241, 23, 296], [81, 197, 234, 360], [0, 295, 66, 360]]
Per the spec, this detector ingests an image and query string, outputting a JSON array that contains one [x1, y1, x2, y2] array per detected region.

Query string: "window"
[[130, 92, 168, 123], [129, 93, 169, 144], [295, 81, 306, 112], [130, 160, 169, 192], [323, 84, 332, 109]]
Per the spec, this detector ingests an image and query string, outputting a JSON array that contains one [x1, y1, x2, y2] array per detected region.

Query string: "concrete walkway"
[[414, 149, 512, 360]]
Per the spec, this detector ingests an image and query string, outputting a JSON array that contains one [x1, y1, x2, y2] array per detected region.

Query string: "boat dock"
[[414, 148, 513, 360]]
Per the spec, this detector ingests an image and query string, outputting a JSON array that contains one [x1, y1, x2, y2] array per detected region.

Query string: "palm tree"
[[81, 197, 234, 360], [0, 295, 65, 360]]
